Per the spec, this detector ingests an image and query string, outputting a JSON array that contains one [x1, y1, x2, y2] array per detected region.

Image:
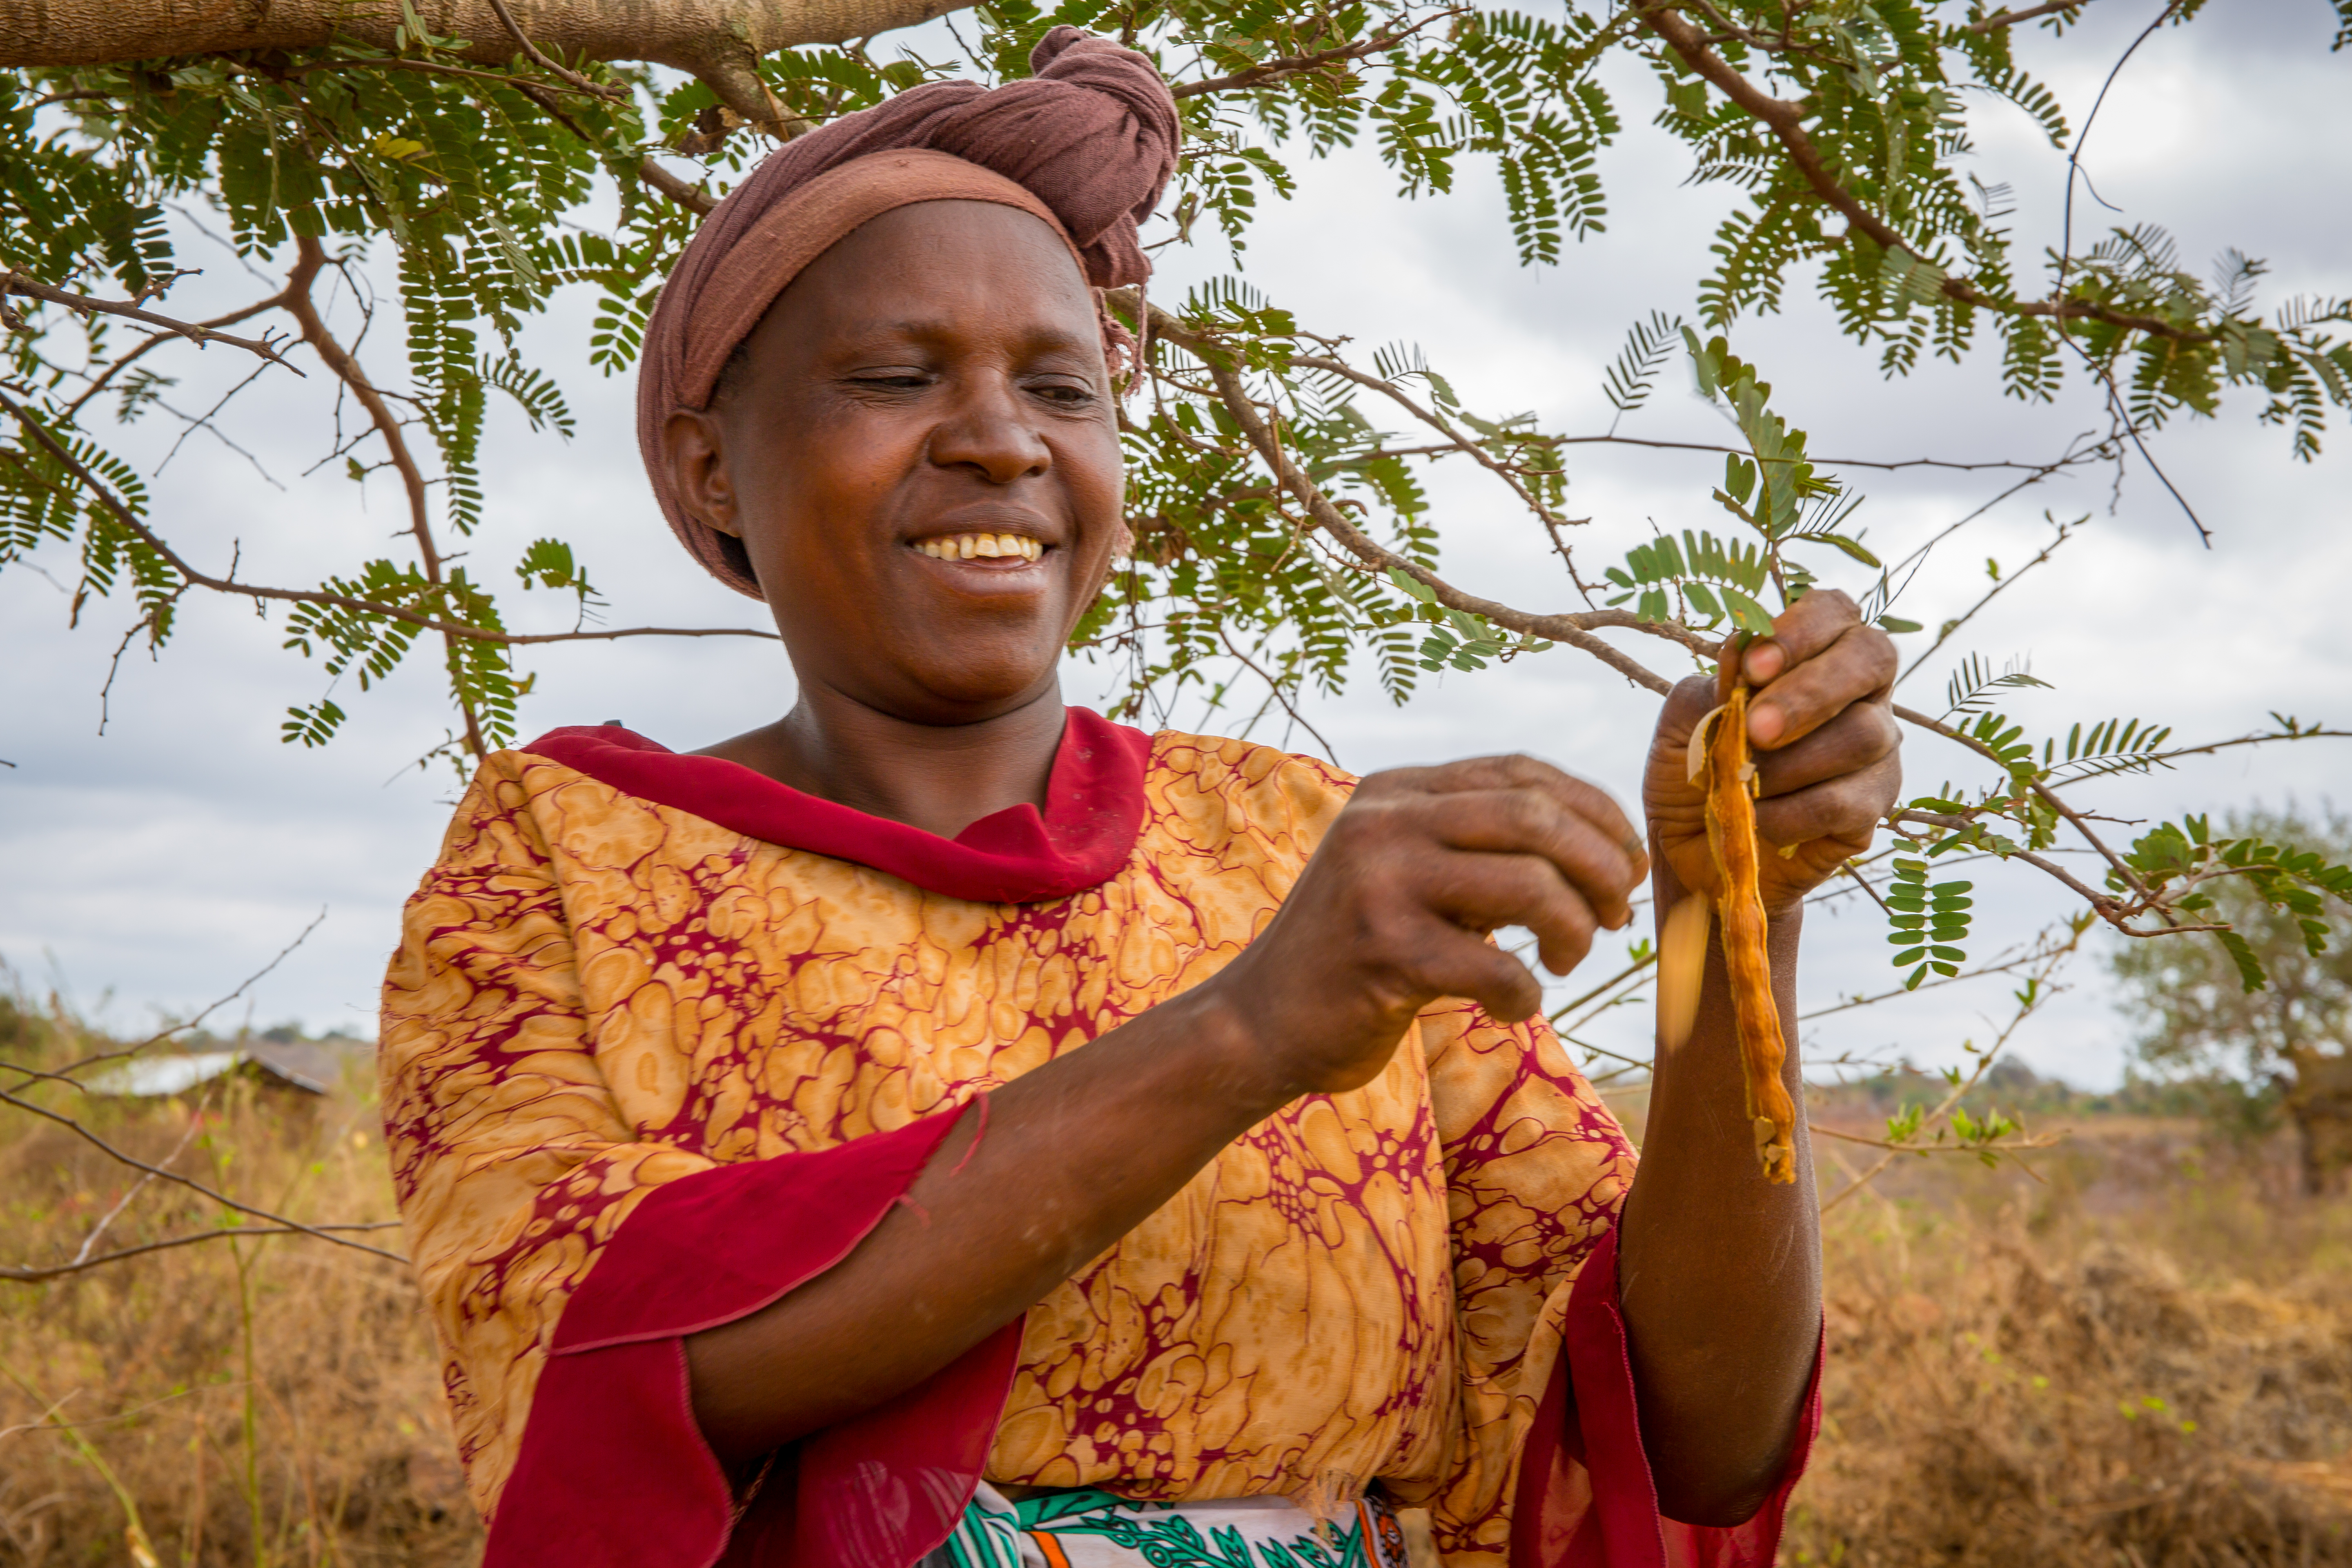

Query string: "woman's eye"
[[850, 373, 929, 391], [1032, 382, 1096, 405]]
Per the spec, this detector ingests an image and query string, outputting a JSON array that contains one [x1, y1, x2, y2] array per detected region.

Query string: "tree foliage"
[[7, 0, 2352, 1145]]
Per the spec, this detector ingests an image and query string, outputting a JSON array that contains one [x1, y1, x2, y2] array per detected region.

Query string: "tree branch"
[[1895, 702, 2152, 900], [1120, 293, 1687, 695], [639, 157, 719, 216], [1635, 2, 2211, 345], [0, 388, 776, 650], [1965, 0, 2093, 33], [483, 0, 629, 98], [1171, 9, 1470, 98], [3, 1222, 403, 1283], [0, 1086, 407, 1263], [3, 271, 302, 372]]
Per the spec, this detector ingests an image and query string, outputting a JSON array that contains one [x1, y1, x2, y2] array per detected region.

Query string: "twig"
[[1819, 938, 2072, 1212], [1125, 295, 1683, 694], [1966, 0, 2093, 32], [2, 1223, 403, 1284], [1214, 624, 1340, 762], [483, 0, 628, 98], [65, 1095, 210, 1268], [1634, 3, 2212, 345], [0, 1087, 407, 1263], [1894, 704, 2152, 903], [278, 235, 494, 757], [2, 910, 326, 1096], [1811, 1123, 2061, 1155], [0, 389, 775, 651], [638, 158, 717, 216], [3, 272, 301, 372], [1171, 10, 1472, 98]]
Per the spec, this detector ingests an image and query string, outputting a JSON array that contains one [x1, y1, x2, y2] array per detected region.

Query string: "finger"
[[1754, 751, 1902, 850], [1413, 849, 1602, 976], [1653, 673, 1720, 744], [1748, 622, 1897, 749], [1416, 755, 1646, 866], [1753, 700, 1901, 799], [1387, 908, 1548, 1022], [1740, 588, 1861, 686], [1419, 788, 1644, 929]]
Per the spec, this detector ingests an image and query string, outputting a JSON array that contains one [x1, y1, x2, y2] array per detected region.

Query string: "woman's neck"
[[696, 683, 1068, 841]]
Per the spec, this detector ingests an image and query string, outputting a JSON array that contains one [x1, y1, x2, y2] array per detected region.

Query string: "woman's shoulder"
[[1138, 728, 1357, 856]]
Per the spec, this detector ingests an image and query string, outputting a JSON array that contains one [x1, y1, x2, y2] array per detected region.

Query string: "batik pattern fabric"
[[379, 709, 1816, 1568], [927, 1483, 1411, 1568]]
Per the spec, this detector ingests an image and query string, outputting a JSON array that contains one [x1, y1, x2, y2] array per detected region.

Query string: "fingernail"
[[1744, 640, 1784, 682], [1749, 702, 1784, 744]]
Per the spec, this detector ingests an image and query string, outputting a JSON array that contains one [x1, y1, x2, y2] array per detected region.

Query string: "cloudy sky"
[[4, 0, 2348, 1088]]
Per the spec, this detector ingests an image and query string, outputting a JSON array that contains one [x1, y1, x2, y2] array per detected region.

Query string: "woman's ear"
[[664, 408, 742, 538]]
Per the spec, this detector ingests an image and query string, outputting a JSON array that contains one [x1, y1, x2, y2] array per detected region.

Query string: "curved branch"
[[1171, 9, 1471, 99], [1634, 2, 2211, 345], [639, 157, 718, 216], [1120, 294, 1685, 695], [1966, 1, 2094, 33], [2, 1222, 405, 1283], [3, 270, 302, 371], [0, 1085, 408, 1263], [0, 0, 979, 73], [0, 388, 777, 650]]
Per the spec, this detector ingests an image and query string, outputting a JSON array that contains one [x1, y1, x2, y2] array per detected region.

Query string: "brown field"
[[7, 996, 2352, 1566]]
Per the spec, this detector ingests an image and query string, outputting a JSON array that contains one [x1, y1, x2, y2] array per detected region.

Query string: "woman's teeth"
[[915, 532, 1042, 562]]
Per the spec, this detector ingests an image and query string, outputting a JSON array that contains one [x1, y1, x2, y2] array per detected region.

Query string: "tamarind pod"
[[1703, 671, 1799, 1185]]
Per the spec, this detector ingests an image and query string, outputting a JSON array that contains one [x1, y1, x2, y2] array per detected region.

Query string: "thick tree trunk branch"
[[1635, 2, 2209, 345], [0, 0, 975, 76]]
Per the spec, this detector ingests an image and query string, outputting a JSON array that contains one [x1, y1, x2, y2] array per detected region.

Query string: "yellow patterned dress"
[[379, 710, 1810, 1568]]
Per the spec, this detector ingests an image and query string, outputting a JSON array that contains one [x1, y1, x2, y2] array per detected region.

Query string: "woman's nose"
[[926, 375, 1051, 484]]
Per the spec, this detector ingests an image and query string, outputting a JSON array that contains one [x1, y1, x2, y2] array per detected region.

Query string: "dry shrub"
[[1788, 1119, 2352, 1566], [0, 998, 477, 1568]]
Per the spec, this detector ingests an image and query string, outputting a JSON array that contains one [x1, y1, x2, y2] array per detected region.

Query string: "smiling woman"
[[376, 26, 1903, 1568]]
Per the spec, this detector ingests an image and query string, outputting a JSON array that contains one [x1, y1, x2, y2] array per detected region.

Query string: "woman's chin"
[[883, 647, 1067, 722]]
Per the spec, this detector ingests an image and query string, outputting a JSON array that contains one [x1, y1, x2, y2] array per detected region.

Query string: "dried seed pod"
[[1658, 639, 1798, 1182], [1706, 644, 1798, 1183]]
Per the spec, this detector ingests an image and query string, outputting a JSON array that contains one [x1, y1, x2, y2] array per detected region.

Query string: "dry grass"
[[8, 998, 2352, 1566], [1783, 1101, 2352, 1566], [0, 998, 477, 1568]]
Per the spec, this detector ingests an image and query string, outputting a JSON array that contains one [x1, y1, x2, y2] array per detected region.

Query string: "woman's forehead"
[[764, 202, 1101, 353]]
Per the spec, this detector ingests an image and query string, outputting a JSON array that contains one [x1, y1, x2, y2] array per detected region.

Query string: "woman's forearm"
[[1615, 869, 1820, 1526], [684, 983, 1281, 1468]]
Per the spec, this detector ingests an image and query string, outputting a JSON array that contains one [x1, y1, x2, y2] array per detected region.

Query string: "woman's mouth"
[[911, 532, 1045, 563]]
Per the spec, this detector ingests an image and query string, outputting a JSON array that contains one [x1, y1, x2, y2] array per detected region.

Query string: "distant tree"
[[2113, 807, 2352, 1194]]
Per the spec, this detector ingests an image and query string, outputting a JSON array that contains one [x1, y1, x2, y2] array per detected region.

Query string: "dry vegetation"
[[7, 998, 2352, 1566]]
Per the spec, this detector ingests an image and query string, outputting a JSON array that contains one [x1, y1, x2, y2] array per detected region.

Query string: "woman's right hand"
[[1205, 755, 1648, 1099]]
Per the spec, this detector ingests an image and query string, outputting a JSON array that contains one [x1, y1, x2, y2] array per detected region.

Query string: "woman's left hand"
[[1642, 588, 1903, 914]]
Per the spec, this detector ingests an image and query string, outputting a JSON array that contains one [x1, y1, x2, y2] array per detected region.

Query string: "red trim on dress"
[[1510, 1225, 1823, 1567], [486, 1106, 1023, 1568], [520, 707, 1153, 904]]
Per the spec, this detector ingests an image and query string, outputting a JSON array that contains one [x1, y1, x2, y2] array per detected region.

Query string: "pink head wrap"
[[636, 27, 1180, 599]]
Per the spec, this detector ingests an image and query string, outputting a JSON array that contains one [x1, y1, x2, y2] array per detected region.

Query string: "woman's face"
[[666, 200, 1124, 726]]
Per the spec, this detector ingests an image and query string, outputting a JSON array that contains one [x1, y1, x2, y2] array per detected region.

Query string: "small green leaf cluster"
[[1886, 857, 1972, 989], [2123, 817, 2352, 993], [1384, 565, 1548, 671]]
